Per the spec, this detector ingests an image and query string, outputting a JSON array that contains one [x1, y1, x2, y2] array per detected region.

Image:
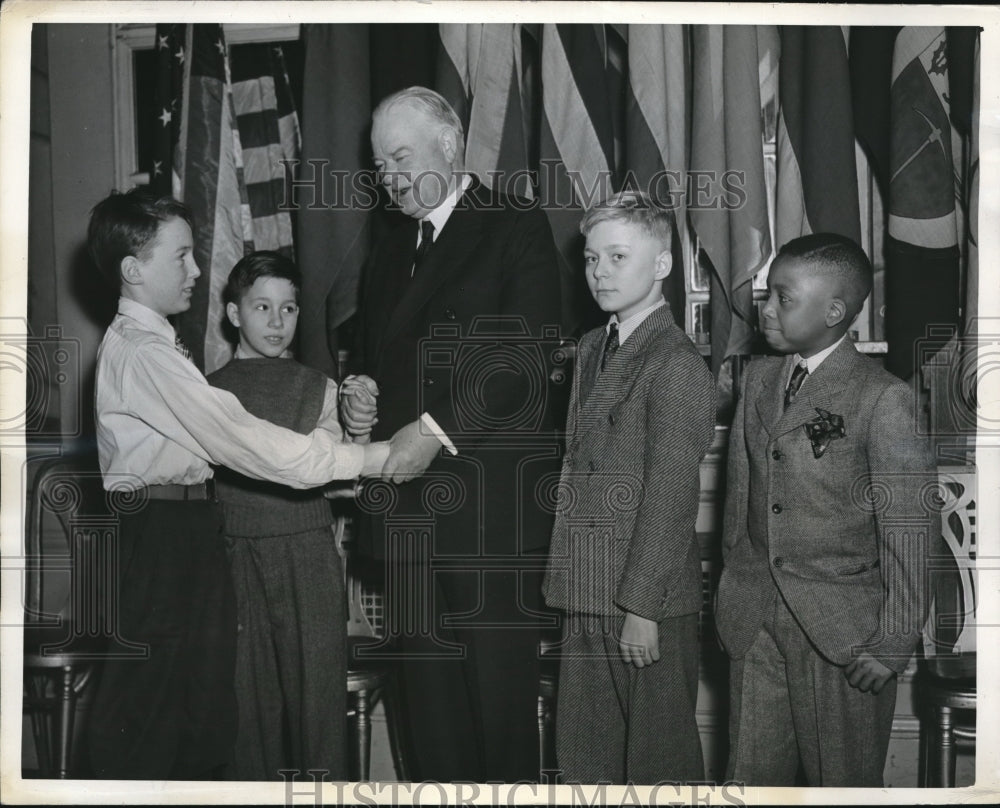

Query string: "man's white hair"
[[373, 86, 466, 156]]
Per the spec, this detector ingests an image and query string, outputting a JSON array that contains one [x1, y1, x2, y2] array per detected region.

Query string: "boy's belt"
[[145, 480, 216, 501]]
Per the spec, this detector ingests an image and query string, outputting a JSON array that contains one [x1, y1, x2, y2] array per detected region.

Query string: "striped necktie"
[[600, 322, 620, 372], [174, 335, 193, 363], [784, 361, 808, 409], [412, 219, 436, 276]]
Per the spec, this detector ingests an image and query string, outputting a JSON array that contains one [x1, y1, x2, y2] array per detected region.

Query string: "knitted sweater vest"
[[207, 358, 333, 538]]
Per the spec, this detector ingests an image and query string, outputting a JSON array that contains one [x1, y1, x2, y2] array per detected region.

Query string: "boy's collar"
[[234, 344, 293, 360], [608, 298, 666, 345], [117, 297, 174, 337], [791, 332, 848, 375]]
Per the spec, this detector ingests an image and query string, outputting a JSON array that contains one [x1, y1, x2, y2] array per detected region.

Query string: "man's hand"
[[340, 375, 379, 439], [619, 612, 660, 668], [383, 419, 443, 483], [844, 653, 895, 694]]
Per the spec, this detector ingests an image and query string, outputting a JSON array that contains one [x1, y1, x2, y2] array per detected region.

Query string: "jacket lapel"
[[572, 306, 674, 449], [753, 358, 787, 439], [370, 218, 419, 364], [378, 179, 489, 351], [769, 339, 864, 438]]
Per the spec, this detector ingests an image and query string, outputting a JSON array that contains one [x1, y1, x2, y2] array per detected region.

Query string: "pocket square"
[[804, 408, 846, 458]]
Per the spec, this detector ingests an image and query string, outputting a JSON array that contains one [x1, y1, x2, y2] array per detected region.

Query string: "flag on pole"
[[849, 26, 901, 199], [537, 23, 616, 335], [437, 24, 533, 199], [156, 25, 302, 374], [228, 43, 300, 256], [775, 26, 861, 248], [294, 24, 371, 378], [690, 25, 772, 371], [885, 27, 962, 380], [168, 24, 249, 374], [624, 23, 689, 328]]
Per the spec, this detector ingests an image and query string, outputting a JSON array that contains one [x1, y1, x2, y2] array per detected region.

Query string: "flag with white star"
[[153, 24, 301, 373], [150, 24, 185, 195]]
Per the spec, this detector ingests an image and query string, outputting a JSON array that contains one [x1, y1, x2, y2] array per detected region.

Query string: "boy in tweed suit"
[[542, 192, 716, 784], [715, 233, 937, 786]]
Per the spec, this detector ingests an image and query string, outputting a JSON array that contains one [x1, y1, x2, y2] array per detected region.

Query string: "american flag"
[[150, 23, 300, 374]]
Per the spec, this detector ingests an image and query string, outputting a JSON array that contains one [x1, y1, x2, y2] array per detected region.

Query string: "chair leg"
[[933, 705, 955, 788], [354, 689, 372, 781], [57, 666, 77, 778], [537, 695, 546, 780], [919, 709, 929, 787], [382, 676, 410, 782], [26, 674, 53, 777]]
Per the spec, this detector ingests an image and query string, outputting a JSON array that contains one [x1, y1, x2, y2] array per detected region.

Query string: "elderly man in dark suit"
[[341, 86, 562, 783]]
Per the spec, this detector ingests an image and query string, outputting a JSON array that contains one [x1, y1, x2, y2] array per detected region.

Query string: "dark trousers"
[[727, 589, 897, 786], [389, 563, 546, 782], [554, 611, 703, 784], [87, 499, 237, 780], [226, 530, 347, 781]]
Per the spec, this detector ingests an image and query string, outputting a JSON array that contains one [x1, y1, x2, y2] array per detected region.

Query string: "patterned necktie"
[[600, 321, 620, 372], [174, 335, 193, 363], [411, 219, 436, 276], [784, 361, 809, 409]]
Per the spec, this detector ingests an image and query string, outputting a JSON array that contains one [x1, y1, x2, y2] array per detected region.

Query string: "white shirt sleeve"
[[123, 340, 365, 487], [420, 411, 458, 455]]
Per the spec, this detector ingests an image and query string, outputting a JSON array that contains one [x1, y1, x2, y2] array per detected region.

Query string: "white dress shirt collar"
[[419, 173, 473, 244], [117, 297, 175, 340], [792, 333, 847, 376], [607, 299, 666, 346]]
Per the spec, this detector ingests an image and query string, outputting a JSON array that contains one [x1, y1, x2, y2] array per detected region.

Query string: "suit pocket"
[[835, 558, 880, 576]]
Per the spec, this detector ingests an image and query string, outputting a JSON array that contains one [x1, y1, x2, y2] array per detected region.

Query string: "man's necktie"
[[600, 322, 620, 372], [784, 361, 808, 409], [174, 335, 193, 363], [412, 219, 436, 276]]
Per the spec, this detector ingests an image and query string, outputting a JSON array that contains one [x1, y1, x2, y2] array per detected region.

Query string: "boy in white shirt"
[[85, 188, 387, 779]]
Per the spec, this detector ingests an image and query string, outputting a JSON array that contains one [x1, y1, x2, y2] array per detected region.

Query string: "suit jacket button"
[[445, 307, 457, 320], [423, 377, 434, 386], [608, 413, 616, 425], [771, 503, 782, 514], [771, 450, 782, 460], [773, 557, 784, 568]]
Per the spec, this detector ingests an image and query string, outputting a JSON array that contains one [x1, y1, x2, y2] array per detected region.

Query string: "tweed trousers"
[[555, 611, 703, 784], [727, 588, 897, 787]]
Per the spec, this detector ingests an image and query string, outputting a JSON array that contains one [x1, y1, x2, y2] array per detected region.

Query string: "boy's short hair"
[[579, 191, 673, 252], [223, 250, 302, 308], [775, 233, 873, 314], [88, 188, 194, 289]]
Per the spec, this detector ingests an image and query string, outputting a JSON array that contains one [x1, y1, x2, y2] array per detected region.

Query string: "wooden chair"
[[537, 631, 560, 776], [918, 465, 977, 787], [22, 449, 116, 778]]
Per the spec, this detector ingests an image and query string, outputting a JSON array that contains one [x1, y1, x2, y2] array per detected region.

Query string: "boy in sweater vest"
[[207, 251, 357, 780]]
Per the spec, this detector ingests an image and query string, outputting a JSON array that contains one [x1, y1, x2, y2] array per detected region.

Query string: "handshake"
[[341, 374, 444, 484]]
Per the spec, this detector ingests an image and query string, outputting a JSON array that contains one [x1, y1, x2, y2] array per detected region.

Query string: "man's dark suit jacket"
[[352, 177, 564, 561]]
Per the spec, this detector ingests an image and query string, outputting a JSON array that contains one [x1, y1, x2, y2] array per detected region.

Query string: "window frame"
[[111, 23, 300, 189]]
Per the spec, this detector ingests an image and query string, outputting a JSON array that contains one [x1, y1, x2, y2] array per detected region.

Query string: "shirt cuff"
[[420, 412, 458, 455]]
